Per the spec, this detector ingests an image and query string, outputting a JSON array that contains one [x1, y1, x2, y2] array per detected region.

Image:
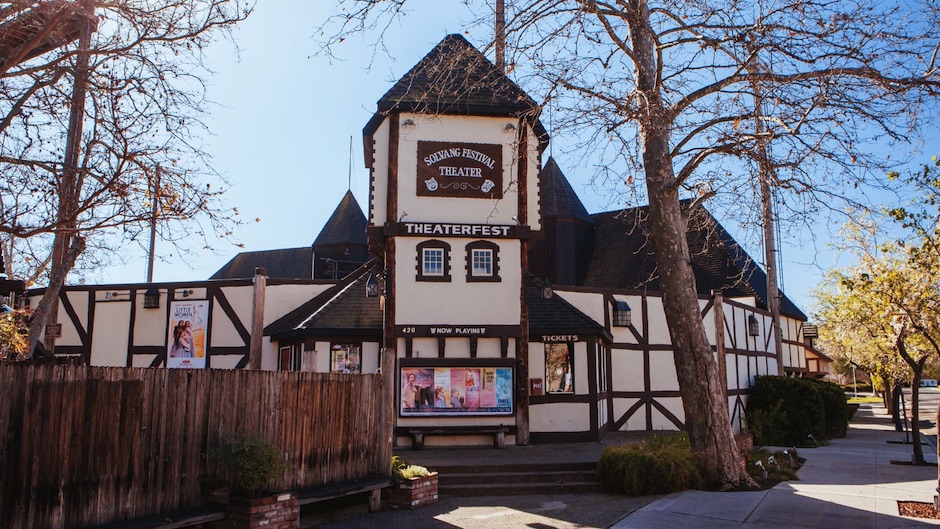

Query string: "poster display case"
[[399, 359, 514, 417]]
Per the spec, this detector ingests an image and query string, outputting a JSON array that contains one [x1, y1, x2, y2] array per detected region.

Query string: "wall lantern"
[[613, 300, 632, 327], [143, 287, 160, 309], [748, 314, 760, 337], [541, 278, 553, 300], [365, 273, 379, 298]]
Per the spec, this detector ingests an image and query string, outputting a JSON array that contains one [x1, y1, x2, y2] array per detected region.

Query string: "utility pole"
[[495, 0, 505, 72], [747, 43, 786, 376]]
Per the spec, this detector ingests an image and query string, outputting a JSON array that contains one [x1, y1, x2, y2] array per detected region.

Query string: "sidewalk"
[[613, 404, 940, 528], [317, 404, 940, 528]]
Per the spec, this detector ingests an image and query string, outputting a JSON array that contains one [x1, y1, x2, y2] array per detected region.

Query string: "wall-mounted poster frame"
[[399, 358, 514, 417], [167, 299, 209, 369]]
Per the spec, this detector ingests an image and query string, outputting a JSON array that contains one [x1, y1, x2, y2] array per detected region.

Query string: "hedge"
[[596, 434, 702, 495], [745, 376, 849, 446]]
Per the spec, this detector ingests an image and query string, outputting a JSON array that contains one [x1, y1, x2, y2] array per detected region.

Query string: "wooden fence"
[[0, 364, 391, 529]]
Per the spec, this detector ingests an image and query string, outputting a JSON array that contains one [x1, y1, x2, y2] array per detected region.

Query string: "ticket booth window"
[[545, 343, 574, 393]]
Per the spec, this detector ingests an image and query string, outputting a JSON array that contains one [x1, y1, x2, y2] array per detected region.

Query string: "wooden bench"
[[296, 475, 394, 512], [93, 476, 394, 527], [400, 425, 513, 449], [91, 506, 225, 529]]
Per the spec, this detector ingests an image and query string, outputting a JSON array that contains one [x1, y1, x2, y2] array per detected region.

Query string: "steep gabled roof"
[[526, 275, 611, 340], [312, 190, 368, 248], [363, 34, 546, 141], [540, 157, 593, 224], [582, 204, 806, 320], [210, 247, 312, 280], [265, 261, 383, 341]]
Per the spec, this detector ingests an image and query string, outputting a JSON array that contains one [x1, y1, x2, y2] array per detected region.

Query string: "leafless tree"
[[0, 1, 252, 355], [320, 0, 940, 487]]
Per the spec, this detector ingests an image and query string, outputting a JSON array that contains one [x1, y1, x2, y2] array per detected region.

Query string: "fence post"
[[248, 268, 266, 369]]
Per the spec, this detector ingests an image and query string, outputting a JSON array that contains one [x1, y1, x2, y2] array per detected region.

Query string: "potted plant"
[[388, 455, 438, 509], [209, 431, 296, 529]]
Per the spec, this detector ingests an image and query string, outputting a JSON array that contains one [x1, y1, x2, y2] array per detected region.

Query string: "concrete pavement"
[[317, 403, 940, 528], [613, 404, 940, 528]]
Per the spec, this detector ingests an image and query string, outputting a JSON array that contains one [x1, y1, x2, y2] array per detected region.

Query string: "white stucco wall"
[[394, 237, 522, 325]]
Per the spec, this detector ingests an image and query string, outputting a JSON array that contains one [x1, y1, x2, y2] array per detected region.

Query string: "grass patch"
[[847, 395, 881, 404]]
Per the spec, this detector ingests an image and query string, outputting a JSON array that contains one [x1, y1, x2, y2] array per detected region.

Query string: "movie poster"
[[167, 300, 209, 369], [400, 366, 513, 416]]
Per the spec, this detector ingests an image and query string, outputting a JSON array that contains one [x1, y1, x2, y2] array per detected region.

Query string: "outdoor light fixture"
[[613, 300, 632, 327], [365, 273, 379, 298], [143, 287, 160, 309], [541, 278, 553, 300], [180, 289, 193, 298], [748, 314, 760, 337]]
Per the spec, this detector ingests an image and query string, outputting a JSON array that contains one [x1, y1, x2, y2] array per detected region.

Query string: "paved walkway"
[[614, 404, 940, 529], [318, 404, 940, 528]]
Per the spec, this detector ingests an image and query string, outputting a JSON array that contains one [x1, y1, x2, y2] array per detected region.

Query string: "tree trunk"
[[27, 236, 85, 356], [910, 371, 924, 465], [626, 0, 752, 488], [896, 332, 926, 464]]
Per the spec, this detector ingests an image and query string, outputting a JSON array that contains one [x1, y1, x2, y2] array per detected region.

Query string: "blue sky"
[[103, 2, 939, 318]]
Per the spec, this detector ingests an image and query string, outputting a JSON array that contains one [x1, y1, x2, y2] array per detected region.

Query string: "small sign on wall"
[[530, 378, 544, 396], [44, 323, 61, 339], [417, 141, 503, 199]]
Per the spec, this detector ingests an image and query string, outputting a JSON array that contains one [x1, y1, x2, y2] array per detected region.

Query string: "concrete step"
[[428, 461, 595, 474], [440, 480, 603, 497], [440, 469, 596, 486], [432, 461, 600, 497]]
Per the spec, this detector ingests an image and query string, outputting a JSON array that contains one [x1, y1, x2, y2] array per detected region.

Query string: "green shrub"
[[209, 432, 289, 496], [810, 379, 850, 439], [745, 376, 849, 446], [596, 434, 701, 495]]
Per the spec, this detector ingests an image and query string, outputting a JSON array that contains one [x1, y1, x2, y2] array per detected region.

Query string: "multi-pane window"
[[423, 248, 444, 276], [471, 248, 492, 276], [416, 240, 451, 281], [465, 240, 500, 282]]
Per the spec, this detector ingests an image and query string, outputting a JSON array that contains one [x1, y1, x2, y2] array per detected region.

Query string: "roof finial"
[[348, 135, 353, 191]]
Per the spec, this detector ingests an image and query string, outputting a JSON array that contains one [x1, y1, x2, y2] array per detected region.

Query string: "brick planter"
[[388, 473, 438, 509], [214, 492, 298, 529]]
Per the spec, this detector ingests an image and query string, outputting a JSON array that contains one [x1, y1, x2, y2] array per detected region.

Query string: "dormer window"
[[416, 240, 451, 282]]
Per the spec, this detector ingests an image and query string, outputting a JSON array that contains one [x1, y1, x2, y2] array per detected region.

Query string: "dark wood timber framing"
[[384, 112, 400, 355], [714, 291, 728, 400], [516, 117, 531, 446]]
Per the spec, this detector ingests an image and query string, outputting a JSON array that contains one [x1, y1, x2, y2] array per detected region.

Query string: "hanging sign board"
[[417, 141, 503, 198]]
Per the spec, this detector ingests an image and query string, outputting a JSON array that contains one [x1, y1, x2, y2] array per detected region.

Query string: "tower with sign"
[[363, 34, 545, 445]]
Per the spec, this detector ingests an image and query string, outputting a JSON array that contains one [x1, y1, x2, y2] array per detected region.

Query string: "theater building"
[[26, 35, 817, 446]]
